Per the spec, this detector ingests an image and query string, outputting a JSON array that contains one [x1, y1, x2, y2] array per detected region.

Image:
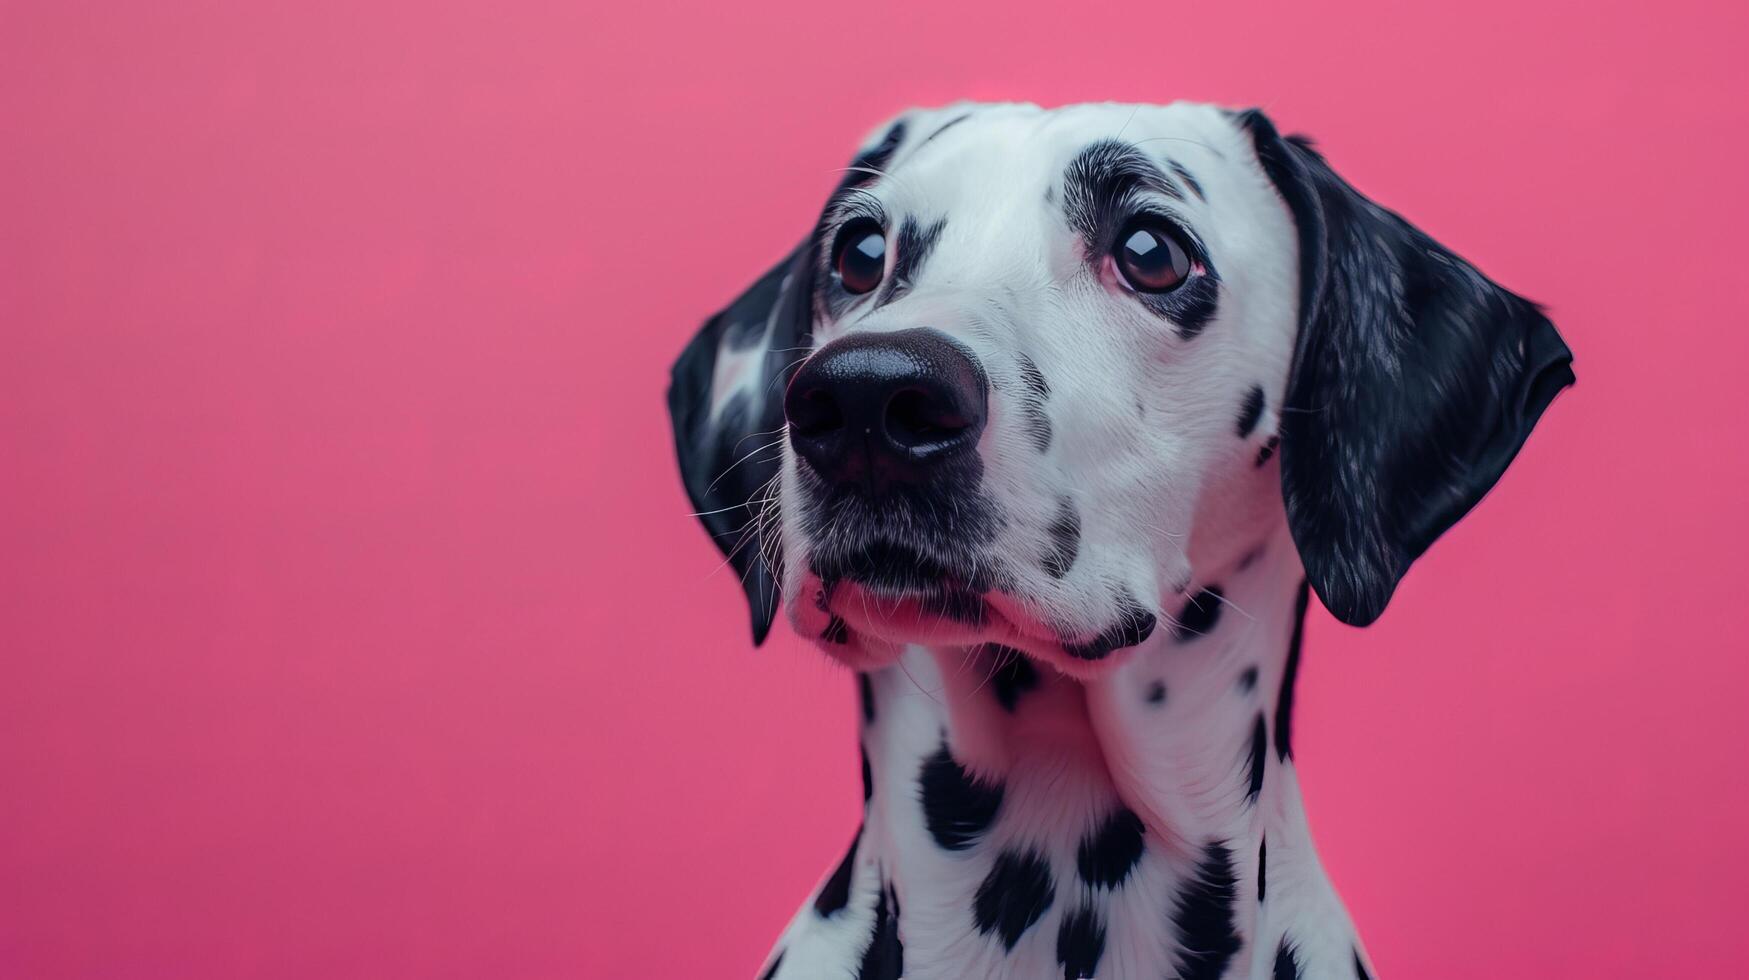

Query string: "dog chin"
[[792, 574, 1152, 681]]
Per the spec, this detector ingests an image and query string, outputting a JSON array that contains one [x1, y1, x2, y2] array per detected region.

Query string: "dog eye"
[[1114, 220, 1192, 293], [834, 221, 886, 294], [833, 219, 887, 295]]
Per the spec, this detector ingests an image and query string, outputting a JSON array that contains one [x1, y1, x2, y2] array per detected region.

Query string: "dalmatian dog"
[[667, 102, 1573, 980]]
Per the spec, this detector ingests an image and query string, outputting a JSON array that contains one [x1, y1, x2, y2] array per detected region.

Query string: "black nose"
[[785, 328, 988, 488]]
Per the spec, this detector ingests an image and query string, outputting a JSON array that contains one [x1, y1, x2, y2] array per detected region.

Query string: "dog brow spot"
[[919, 742, 1005, 851], [1256, 435, 1280, 467], [1237, 385, 1265, 438], [973, 847, 1056, 950], [1145, 680, 1167, 705], [1172, 587, 1224, 641], [1238, 666, 1259, 693]]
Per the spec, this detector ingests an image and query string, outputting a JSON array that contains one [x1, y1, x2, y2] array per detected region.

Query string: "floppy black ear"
[[667, 245, 813, 645], [667, 110, 932, 644], [1239, 110, 1575, 627]]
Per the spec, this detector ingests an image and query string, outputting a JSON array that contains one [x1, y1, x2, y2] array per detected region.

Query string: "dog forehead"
[[884, 101, 1245, 192]]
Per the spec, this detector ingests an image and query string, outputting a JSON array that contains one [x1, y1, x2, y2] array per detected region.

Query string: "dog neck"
[[784, 521, 1373, 979]]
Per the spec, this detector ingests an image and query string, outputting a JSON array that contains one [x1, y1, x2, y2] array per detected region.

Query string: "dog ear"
[[667, 245, 814, 646], [1238, 109, 1575, 627], [667, 109, 951, 644]]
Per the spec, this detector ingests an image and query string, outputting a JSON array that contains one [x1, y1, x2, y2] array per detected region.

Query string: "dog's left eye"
[[833, 219, 887, 295], [1114, 220, 1192, 293]]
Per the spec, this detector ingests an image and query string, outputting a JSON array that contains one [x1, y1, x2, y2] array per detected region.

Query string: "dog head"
[[669, 102, 1572, 676]]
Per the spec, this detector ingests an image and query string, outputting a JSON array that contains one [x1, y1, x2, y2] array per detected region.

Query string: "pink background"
[[3, 1, 1746, 977]]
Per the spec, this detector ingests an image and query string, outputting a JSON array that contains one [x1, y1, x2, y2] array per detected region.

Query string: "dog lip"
[[808, 541, 984, 594], [828, 581, 1006, 645]]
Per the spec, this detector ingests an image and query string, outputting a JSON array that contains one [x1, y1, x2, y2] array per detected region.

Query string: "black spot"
[[1169, 843, 1242, 980], [1258, 837, 1267, 903], [919, 742, 1004, 851], [859, 673, 876, 726], [1017, 354, 1051, 399], [861, 744, 873, 801], [1042, 498, 1080, 578], [856, 882, 903, 980], [759, 949, 784, 980], [1145, 680, 1167, 705], [1023, 400, 1053, 452], [1256, 434, 1279, 467], [1169, 159, 1206, 200], [1056, 904, 1106, 980], [1167, 273, 1222, 340], [1275, 581, 1310, 761], [1172, 587, 1224, 641], [1063, 593, 1157, 660], [876, 216, 948, 306], [1018, 354, 1055, 451], [973, 848, 1056, 950], [1238, 666, 1259, 693], [823, 615, 850, 644], [1061, 142, 1225, 338], [1245, 714, 1267, 805], [920, 113, 971, 148], [1076, 807, 1146, 889], [1355, 949, 1373, 980], [1274, 938, 1303, 980], [1064, 140, 1184, 245], [837, 121, 907, 194], [1237, 385, 1265, 437], [815, 826, 862, 917], [988, 647, 1039, 712]]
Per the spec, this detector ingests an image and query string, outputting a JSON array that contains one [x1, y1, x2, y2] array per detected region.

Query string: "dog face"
[[669, 102, 1572, 676]]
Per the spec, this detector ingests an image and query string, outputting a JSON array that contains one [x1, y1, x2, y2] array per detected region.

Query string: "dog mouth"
[[799, 540, 1159, 672], [806, 541, 1000, 639]]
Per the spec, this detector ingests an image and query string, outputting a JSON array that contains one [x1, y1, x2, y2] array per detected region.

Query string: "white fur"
[[756, 102, 1377, 980]]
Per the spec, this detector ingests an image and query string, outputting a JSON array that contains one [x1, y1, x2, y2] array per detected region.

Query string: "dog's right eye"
[[833, 219, 887, 295], [1113, 219, 1193, 293]]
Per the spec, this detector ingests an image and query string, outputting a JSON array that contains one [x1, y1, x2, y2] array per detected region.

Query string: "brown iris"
[[1114, 220, 1192, 293], [833, 218, 886, 295]]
